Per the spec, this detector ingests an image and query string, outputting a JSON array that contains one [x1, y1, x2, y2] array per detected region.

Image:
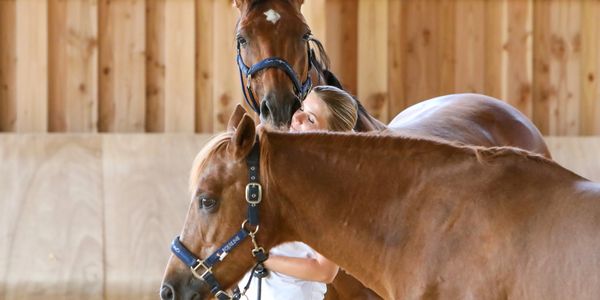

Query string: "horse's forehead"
[[241, 2, 303, 31]]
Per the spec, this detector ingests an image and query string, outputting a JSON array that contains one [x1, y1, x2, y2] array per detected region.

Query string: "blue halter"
[[171, 141, 267, 300], [236, 41, 314, 114]]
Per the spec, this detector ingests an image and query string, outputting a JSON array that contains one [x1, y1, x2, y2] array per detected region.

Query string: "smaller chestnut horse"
[[162, 114, 600, 300]]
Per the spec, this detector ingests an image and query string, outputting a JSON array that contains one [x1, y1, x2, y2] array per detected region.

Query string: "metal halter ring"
[[241, 219, 259, 235]]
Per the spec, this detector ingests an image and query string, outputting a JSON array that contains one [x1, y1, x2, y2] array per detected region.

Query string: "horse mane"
[[262, 129, 560, 170], [189, 132, 233, 193], [308, 37, 331, 76]]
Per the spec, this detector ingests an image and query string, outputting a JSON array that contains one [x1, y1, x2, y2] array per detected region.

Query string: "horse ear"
[[230, 114, 256, 160], [227, 104, 248, 131], [233, 0, 242, 8]]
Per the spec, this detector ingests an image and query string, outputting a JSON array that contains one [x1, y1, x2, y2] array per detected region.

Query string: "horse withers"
[[162, 113, 600, 299]]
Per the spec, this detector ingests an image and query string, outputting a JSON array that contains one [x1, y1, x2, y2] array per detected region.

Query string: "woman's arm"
[[263, 252, 339, 283]]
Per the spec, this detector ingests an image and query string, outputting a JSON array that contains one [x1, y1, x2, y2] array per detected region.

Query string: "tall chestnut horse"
[[232, 0, 550, 157], [230, 0, 549, 298], [162, 114, 600, 300]]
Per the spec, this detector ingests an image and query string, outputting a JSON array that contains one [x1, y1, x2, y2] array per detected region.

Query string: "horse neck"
[[261, 132, 448, 296]]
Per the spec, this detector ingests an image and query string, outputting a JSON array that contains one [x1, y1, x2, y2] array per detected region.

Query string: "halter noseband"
[[236, 41, 314, 114], [171, 140, 267, 300]]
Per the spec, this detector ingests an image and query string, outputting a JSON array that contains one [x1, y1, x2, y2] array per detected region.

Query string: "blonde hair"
[[311, 85, 358, 132]]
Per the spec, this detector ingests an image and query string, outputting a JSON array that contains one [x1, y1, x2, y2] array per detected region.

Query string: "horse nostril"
[[160, 284, 175, 300], [260, 100, 271, 119]]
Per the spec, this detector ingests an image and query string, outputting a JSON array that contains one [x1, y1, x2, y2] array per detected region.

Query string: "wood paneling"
[[581, 1, 600, 135], [49, 0, 98, 132], [145, 0, 166, 132], [212, 0, 239, 132], [103, 135, 209, 300], [164, 0, 195, 132], [358, 0, 388, 120], [196, 0, 214, 133], [546, 137, 600, 183], [0, 0, 598, 135], [324, 0, 358, 94], [15, 0, 48, 132], [0, 0, 16, 132], [547, 1, 582, 136], [99, 0, 146, 132], [0, 135, 103, 299]]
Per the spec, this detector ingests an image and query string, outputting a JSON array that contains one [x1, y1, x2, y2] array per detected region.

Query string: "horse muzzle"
[[160, 274, 209, 300]]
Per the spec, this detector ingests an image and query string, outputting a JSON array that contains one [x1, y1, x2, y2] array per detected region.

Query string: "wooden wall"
[[0, 134, 598, 299], [0, 0, 599, 135]]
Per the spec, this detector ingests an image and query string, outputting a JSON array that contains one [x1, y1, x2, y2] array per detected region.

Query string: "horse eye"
[[237, 36, 248, 46], [200, 197, 217, 210]]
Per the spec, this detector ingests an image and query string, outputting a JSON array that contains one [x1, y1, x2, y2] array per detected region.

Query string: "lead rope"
[[240, 262, 268, 300]]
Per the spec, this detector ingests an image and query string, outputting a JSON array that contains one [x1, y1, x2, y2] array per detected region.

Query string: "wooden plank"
[[387, 0, 405, 118], [324, 0, 358, 95], [103, 135, 210, 300], [48, 0, 98, 132], [301, 0, 326, 43], [484, 0, 503, 100], [532, 0, 551, 134], [0, 135, 103, 299], [454, 0, 485, 94], [547, 1, 581, 135], [0, 0, 16, 132], [545, 137, 600, 183], [580, 0, 600, 135], [212, 1, 239, 131], [164, 0, 195, 132], [99, 0, 146, 132], [502, 0, 533, 118], [15, 0, 48, 132], [357, 0, 388, 122], [145, 0, 166, 132], [438, 0, 456, 96], [196, 0, 214, 133], [404, 0, 455, 106]]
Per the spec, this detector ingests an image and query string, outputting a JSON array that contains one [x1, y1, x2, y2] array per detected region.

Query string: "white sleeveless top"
[[238, 242, 327, 300]]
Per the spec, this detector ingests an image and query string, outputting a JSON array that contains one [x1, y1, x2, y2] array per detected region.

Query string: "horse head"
[[160, 108, 282, 300], [234, 0, 320, 129]]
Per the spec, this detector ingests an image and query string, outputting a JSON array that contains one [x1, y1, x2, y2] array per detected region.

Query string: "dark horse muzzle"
[[236, 41, 314, 124]]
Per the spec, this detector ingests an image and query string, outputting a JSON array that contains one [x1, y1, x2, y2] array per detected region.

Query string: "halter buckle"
[[190, 260, 212, 280], [245, 183, 262, 205], [214, 290, 232, 300]]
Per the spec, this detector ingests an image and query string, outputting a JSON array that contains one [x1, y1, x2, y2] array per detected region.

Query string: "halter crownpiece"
[[236, 41, 314, 114], [170, 139, 267, 300]]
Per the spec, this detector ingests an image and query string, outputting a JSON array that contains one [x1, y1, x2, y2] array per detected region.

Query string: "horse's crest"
[[264, 9, 281, 24]]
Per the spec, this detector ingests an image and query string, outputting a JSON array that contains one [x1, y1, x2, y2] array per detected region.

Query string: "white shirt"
[[238, 242, 327, 300]]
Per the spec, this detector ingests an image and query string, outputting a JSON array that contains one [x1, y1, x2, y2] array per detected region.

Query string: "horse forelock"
[[189, 132, 233, 194]]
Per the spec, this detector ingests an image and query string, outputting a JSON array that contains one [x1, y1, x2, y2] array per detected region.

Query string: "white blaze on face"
[[264, 9, 281, 24]]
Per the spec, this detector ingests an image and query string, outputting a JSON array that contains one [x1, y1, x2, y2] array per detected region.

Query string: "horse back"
[[388, 93, 551, 158]]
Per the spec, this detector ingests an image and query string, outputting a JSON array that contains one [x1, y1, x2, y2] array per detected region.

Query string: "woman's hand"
[[263, 252, 339, 283]]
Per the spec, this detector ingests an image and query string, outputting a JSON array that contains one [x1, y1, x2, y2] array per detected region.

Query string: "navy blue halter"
[[171, 140, 267, 300], [236, 41, 314, 114]]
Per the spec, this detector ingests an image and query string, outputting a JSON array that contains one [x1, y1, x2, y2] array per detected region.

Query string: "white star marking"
[[264, 9, 281, 24]]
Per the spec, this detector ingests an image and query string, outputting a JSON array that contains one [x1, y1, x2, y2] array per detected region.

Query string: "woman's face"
[[290, 92, 330, 132]]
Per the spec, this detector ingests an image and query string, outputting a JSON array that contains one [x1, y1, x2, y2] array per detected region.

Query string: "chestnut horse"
[[230, 0, 549, 298], [162, 114, 600, 300], [232, 0, 550, 157]]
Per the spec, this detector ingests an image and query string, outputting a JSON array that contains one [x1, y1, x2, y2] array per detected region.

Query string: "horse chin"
[[259, 117, 291, 132]]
